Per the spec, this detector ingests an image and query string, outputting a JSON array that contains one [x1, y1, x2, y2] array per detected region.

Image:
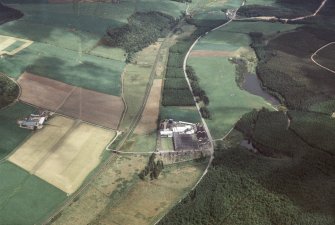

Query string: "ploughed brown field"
[[18, 72, 124, 130]]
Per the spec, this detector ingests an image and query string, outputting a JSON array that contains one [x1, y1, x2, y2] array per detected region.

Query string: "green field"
[[0, 102, 34, 160], [0, 42, 125, 95], [160, 106, 201, 123], [193, 21, 299, 51], [189, 57, 271, 139], [0, 162, 67, 225], [120, 132, 157, 153], [1, 0, 185, 52], [187, 21, 299, 139]]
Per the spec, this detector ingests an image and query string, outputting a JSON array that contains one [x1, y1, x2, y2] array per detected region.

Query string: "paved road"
[[311, 42, 335, 74]]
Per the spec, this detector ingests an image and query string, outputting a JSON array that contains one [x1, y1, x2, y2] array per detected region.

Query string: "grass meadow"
[[189, 57, 270, 139], [188, 21, 299, 139], [0, 42, 125, 95], [0, 162, 67, 225], [160, 106, 201, 123]]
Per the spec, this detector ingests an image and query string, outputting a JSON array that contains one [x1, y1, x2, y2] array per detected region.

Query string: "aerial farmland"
[[0, 0, 334, 224]]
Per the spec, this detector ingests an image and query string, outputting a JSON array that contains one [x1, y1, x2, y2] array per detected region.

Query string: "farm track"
[[311, 42, 335, 74]]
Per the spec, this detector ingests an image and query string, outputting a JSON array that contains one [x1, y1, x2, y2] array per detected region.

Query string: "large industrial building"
[[159, 119, 209, 151]]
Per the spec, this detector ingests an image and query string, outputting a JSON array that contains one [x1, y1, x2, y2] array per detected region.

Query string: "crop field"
[[0, 42, 125, 95], [0, 102, 34, 159], [0, 0, 184, 51], [0, 162, 66, 225], [245, 0, 276, 6], [18, 72, 124, 129], [160, 106, 201, 123], [135, 79, 163, 134], [193, 21, 299, 51], [91, 161, 207, 225], [9, 115, 116, 194], [189, 0, 241, 13], [88, 46, 126, 62], [51, 155, 148, 225]]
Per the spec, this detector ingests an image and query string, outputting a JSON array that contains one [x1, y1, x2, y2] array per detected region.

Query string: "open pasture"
[[160, 106, 201, 123], [0, 0, 184, 52], [9, 115, 116, 194], [18, 72, 124, 129], [0, 42, 124, 95], [0, 162, 66, 225]]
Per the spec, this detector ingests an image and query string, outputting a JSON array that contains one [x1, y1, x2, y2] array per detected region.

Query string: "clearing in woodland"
[[9, 115, 116, 194]]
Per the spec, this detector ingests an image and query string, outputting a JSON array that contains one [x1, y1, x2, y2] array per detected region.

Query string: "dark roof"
[[173, 133, 199, 151]]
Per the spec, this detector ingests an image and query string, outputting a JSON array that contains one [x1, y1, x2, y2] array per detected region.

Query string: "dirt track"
[[18, 72, 124, 130]]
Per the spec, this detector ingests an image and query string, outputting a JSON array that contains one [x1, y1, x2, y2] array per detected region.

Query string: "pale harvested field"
[[9, 116, 116, 194], [52, 155, 148, 225], [0, 35, 33, 56], [135, 79, 163, 134], [18, 72, 124, 129]]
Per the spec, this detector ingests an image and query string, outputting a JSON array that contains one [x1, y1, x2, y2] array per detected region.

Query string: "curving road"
[[311, 42, 335, 74]]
